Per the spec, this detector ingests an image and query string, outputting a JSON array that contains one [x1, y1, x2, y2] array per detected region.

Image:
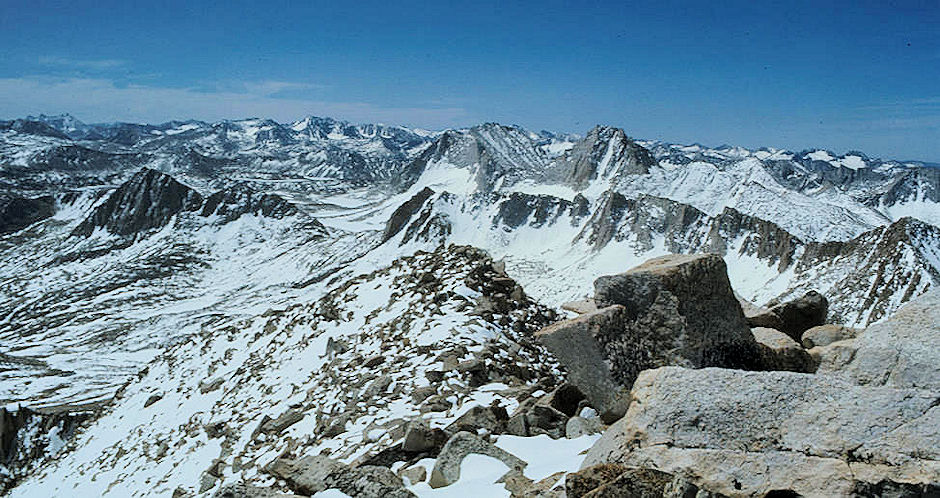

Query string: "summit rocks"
[[537, 254, 760, 422], [581, 291, 940, 497]]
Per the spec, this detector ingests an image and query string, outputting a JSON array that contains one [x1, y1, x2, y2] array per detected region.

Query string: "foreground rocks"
[[537, 254, 760, 422], [750, 327, 815, 372], [0, 406, 94, 493], [266, 454, 415, 497], [429, 431, 527, 488], [768, 290, 829, 341], [823, 291, 940, 390], [566, 463, 724, 498], [580, 291, 940, 497]]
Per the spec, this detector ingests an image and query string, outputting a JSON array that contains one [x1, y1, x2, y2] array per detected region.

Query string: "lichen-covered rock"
[[538, 254, 760, 422], [565, 464, 721, 498]]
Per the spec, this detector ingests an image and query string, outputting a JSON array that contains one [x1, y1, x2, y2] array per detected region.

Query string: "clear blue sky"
[[1, 0, 937, 160]]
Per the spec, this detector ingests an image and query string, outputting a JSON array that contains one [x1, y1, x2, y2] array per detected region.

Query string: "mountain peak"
[[71, 168, 203, 237]]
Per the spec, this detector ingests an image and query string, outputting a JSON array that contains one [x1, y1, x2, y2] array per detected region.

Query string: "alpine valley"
[[0, 113, 938, 498]]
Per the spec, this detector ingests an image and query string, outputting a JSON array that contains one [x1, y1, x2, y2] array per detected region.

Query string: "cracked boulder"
[[583, 366, 940, 497], [537, 254, 760, 422]]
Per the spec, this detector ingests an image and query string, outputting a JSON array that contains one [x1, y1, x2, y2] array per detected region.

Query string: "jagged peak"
[[71, 168, 203, 237], [200, 182, 300, 222]]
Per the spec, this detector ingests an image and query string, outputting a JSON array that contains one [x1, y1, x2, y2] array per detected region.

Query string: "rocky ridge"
[[1, 114, 938, 497]]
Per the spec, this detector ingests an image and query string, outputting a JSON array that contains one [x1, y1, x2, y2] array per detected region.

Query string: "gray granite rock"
[[537, 254, 760, 422], [583, 366, 940, 497], [429, 431, 526, 488]]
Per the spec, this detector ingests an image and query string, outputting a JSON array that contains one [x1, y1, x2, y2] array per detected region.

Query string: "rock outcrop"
[[0, 407, 93, 493], [0, 195, 55, 235], [537, 254, 760, 422], [200, 183, 298, 222], [381, 187, 435, 242], [581, 291, 940, 498], [823, 290, 940, 389], [71, 168, 203, 237]]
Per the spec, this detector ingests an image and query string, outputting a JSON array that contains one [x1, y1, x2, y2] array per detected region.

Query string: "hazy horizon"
[[2, 0, 937, 160]]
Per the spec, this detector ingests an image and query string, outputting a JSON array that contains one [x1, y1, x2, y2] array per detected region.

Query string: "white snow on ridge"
[[806, 150, 834, 162]]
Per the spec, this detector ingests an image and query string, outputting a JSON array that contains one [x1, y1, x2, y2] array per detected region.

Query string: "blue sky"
[[0, 0, 937, 160]]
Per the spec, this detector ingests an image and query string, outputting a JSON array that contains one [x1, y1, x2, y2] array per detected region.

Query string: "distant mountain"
[[0, 113, 938, 497]]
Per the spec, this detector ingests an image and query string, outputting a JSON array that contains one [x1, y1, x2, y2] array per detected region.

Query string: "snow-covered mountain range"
[[0, 113, 937, 496]]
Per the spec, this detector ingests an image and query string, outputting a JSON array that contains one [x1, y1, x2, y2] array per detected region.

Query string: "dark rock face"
[[550, 126, 655, 190], [592, 254, 760, 370], [538, 254, 760, 422], [0, 119, 71, 139], [382, 187, 435, 242], [864, 166, 940, 207], [200, 184, 298, 222], [493, 192, 586, 230], [0, 407, 93, 493], [797, 217, 939, 326], [71, 168, 203, 237], [769, 291, 829, 341], [0, 195, 55, 234]]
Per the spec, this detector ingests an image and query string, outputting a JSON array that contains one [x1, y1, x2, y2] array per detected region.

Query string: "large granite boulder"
[[537, 254, 760, 422], [583, 366, 940, 497], [768, 291, 829, 341], [535, 305, 631, 423], [823, 291, 940, 389]]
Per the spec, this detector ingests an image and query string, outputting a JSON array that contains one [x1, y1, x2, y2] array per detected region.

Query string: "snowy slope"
[[0, 114, 938, 496]]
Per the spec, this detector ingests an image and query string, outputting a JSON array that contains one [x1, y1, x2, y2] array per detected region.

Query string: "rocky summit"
[[0, 115, 937, 497]]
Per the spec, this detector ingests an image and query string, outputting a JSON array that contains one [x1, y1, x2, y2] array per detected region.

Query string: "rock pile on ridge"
[[576, 290, 940, 497], [536, 254, 762, 422]]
